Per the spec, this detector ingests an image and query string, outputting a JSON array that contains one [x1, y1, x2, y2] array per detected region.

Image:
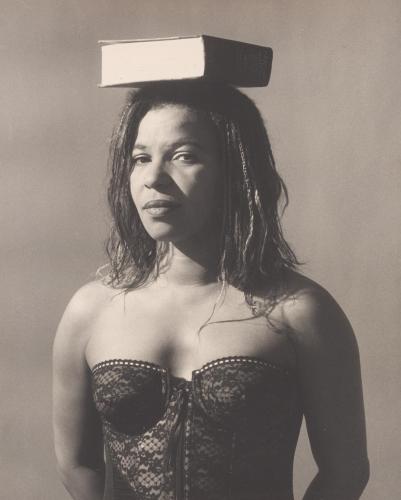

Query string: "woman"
[[53, 82, 369, 500]]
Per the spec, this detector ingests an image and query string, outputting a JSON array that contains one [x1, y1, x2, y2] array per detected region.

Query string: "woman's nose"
[[144, 158, 171, 189]]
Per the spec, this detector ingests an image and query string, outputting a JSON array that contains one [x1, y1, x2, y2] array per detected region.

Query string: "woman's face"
[[130, 104, 221, 243]]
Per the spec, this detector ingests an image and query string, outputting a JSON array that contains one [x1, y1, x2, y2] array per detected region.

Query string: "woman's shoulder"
[[63, 279, 119, 325], [280, 270, 342, 317], [263, 270, 354, 346], [53, 280, 119, 359]]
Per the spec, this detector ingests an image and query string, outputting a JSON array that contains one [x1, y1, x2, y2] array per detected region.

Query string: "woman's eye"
[[132, 155, 150, 166], [172, 152, 197, 164]]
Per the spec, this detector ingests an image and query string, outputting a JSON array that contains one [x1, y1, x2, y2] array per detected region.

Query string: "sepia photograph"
[[1, 1, 400, 499]]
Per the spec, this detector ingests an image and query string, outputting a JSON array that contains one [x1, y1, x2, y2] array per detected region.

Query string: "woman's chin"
[[142, 219, 219, 245], [144, 227, 185, 243]]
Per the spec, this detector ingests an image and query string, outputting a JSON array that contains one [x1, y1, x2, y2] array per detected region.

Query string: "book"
[[99, 35, 273, 88]]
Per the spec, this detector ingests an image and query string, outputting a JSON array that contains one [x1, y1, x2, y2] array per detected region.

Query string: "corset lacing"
[[164, 380, 191, 500]]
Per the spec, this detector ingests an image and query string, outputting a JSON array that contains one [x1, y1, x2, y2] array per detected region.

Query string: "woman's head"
[[106, 81, 298, 291], [130, 103, 222, 244]]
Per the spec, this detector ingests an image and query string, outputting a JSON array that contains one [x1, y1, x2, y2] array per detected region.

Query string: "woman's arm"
[[284, 285, 369, 500], [53, 284, 106, 500]]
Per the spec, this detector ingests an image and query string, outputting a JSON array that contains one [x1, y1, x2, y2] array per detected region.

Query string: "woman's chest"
[[86, 287, 295, 378]]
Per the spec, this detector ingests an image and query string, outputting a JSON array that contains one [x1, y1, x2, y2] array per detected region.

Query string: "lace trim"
[[91, 358, 165, 374], [91, 355, 291, 376], [195, 356, 290, 374]]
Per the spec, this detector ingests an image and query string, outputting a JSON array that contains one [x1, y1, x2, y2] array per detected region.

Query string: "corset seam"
[[184, 393, 193, 500], [228, 431, 237, 500]]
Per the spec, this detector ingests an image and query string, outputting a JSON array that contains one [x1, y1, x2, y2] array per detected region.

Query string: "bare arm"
[[285, 286, 369, 500], [53, 284, 105, 500]]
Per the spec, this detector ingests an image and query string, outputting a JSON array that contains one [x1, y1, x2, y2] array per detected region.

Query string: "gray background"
[[1, 0, 400, 498]]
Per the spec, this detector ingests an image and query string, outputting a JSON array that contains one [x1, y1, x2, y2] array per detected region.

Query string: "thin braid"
[[253, 187, 269, 274], [104, 81, 300, 292], [237, 135, 255, 262], [218, 122, 234, 281]]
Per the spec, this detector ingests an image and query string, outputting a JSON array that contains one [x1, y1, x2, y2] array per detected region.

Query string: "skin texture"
[[130, 105, 222, 244], [52, 104, 369, 500]]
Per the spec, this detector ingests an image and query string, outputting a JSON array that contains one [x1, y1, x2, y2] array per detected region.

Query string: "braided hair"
[[104, 81, 299, 294]]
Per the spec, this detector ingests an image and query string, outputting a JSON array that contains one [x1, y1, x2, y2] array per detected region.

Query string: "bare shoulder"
[[274, 270, 357, 353], [280, 271, 349, 325], [57, 280, 118, 335], [53, 280, 119, 368], [64, 279, 117, 320]]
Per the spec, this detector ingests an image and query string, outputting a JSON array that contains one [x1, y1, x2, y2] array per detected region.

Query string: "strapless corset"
[[91, 356, 302, 500]]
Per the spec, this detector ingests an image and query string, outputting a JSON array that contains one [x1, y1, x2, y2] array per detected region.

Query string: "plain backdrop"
[[1, 1, 400, 499]]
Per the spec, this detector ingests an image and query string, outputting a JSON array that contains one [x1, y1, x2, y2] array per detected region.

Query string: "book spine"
[[202, 36, 272, 87]]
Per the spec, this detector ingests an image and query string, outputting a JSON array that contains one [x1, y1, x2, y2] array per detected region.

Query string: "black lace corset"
[[91, 356, 302, 500]]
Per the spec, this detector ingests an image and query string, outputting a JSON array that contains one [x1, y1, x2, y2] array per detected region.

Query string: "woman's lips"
[[142, 199, 180, 216]]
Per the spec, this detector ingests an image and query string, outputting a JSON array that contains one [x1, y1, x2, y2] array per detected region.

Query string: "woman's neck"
[[156, 237, 220, 289]]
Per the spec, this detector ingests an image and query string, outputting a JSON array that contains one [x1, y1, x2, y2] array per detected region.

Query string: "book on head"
[[99, 35, 273, 88]]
